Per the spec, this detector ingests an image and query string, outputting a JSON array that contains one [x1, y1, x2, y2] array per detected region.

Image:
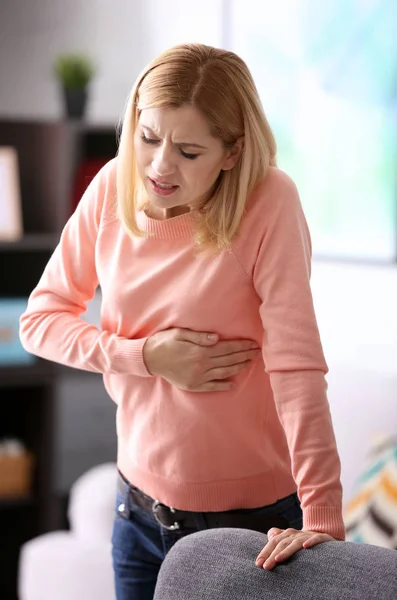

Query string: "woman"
[[20, 43, 345, 599]]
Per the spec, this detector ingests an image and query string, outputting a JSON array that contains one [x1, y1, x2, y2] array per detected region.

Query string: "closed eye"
[[141, 134, 199, 160], [180, 150, 199, 160], [141, 134, 158, 145]]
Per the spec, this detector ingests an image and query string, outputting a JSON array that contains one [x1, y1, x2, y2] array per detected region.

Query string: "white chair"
[[18, 462, 117, 600]]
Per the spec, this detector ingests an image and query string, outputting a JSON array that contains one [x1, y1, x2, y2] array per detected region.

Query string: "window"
[[225, 0, 397, 261]]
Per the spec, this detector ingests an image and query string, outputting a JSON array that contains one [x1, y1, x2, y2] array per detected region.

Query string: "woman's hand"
[[255, 528, 335, 570], [143, 327, 261, 392]]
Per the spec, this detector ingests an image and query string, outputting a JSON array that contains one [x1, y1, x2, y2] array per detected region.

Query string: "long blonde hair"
[[117, 43, 277, 251]]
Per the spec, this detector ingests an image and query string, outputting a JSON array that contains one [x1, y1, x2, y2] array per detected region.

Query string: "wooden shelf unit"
[[0, 118, 117, 600]]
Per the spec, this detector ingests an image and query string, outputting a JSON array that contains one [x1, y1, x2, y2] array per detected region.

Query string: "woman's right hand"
[[143, 328, 261, 392]]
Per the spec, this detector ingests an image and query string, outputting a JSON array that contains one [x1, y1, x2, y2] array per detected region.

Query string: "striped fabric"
[[344, 435, 397, 549]]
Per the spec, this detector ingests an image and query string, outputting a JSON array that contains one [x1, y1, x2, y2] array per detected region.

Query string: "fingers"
[[205, 360, 253, 381], [174, 329, 260, 355], [303, 533, 332, 549], [267, 527, 283, 540], [175, 328, 220, 346], [209, 339, 259, 357], [255, 530, 334, 571], [255, 529, 290, 568], [210, 348, 261, 368], [265, 538, 303, 569], [168, 330, 261, 392]]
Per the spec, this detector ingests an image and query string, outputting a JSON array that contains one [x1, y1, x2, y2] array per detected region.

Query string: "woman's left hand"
[[255, 528, 335, 570]]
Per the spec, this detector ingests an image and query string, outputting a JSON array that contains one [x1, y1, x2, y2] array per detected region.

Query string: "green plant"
[[54, 53, 95, 90]]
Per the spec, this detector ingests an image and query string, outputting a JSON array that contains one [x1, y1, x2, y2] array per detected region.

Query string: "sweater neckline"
[[136, 210, 196, 239]]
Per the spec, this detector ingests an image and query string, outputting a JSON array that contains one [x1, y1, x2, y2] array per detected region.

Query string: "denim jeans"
[[111, 479, 303, 600]]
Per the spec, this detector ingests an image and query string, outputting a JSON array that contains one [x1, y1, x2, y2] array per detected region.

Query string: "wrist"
[[142, 337, 157, 376], [111, 336, 153, 378]]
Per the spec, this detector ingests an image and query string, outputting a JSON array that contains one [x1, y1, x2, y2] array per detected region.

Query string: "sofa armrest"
[[154, 528, 397, 600]]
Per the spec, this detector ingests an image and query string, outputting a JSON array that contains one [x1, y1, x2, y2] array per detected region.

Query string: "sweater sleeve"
[[19, 160, 151, 378], [236, 170, 345, 540]]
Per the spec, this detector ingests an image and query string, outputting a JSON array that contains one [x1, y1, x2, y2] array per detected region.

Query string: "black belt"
[[118, 473, 289, 533]]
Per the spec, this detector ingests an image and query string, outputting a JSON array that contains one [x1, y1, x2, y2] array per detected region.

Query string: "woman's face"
[[134, 104, 240, 218]]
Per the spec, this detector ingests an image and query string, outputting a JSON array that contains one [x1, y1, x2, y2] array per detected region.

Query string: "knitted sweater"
[[20, 158, 345, 539]]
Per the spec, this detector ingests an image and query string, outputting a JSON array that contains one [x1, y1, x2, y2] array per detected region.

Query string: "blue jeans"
[[111, 479, 303, 600]]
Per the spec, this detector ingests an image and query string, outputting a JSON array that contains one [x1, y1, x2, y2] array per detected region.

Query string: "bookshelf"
[[0, 118, 117, 599]]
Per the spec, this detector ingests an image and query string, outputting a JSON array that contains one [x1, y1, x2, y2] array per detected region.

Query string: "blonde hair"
[[117, 43, 277, 251]]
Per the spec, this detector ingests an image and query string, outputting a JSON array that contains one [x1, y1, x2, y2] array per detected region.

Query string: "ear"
[[221, 137, 244, 171]]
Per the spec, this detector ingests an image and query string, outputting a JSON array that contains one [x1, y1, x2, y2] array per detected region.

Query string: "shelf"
[[77, 121, 118, 133], [0, 361, 100, 388], [0, 360, 56, 387], [0, 117, 116, 600], [0, 233, 60, 253], [0, 116, 117, 130], [0, 495, 36, 510]]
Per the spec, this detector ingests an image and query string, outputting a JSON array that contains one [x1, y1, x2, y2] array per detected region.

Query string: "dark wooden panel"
[[0, 120, 80, 233], [0, 249, 53, 296], [0, 505, 41, 600]]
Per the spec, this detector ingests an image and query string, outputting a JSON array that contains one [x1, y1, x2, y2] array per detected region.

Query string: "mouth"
[[149, 177, 179, 197]]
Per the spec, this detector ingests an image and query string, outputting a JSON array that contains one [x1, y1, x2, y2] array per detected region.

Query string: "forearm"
[[270, 369, 345, 540], [20, 306, 151, 377]]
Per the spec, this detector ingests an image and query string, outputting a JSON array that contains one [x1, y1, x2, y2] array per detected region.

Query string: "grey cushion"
[[154, 528, 397, 600]]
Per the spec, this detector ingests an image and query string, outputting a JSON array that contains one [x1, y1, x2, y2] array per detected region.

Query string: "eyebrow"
[[140, 124, 208, 150]]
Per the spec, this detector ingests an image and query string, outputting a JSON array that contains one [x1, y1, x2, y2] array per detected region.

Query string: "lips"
[[149, 177, 179, 197], [150, 177, 177, 188]]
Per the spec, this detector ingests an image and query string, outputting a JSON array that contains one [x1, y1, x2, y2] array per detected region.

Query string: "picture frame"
[[0, 298, 36, 366], [0, 146, 23, 241]]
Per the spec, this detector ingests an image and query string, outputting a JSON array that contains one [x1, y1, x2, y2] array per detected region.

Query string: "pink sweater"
[[20, 158, 345, 539]]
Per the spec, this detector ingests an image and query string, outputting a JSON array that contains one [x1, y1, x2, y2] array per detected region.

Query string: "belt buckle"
[[152, 500, 181, 531]]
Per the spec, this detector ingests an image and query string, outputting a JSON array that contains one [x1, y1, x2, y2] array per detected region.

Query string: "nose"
[[151, 143, 176, 177]]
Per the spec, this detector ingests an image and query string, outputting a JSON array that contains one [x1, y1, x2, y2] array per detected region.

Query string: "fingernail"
[[207, 334, 218, 341], [250, 343, 259, 348]]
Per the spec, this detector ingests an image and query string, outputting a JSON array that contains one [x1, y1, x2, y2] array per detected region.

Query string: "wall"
[[311, 262, 397, 502], [0, 0, 224, 122], [0, 0, 138, 121]]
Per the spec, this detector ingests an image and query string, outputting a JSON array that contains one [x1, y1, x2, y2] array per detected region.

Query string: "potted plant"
[[54, 53, 95, 119]]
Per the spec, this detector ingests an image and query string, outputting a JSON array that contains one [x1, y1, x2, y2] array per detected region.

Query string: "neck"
[[145, 204, 191, 220]]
